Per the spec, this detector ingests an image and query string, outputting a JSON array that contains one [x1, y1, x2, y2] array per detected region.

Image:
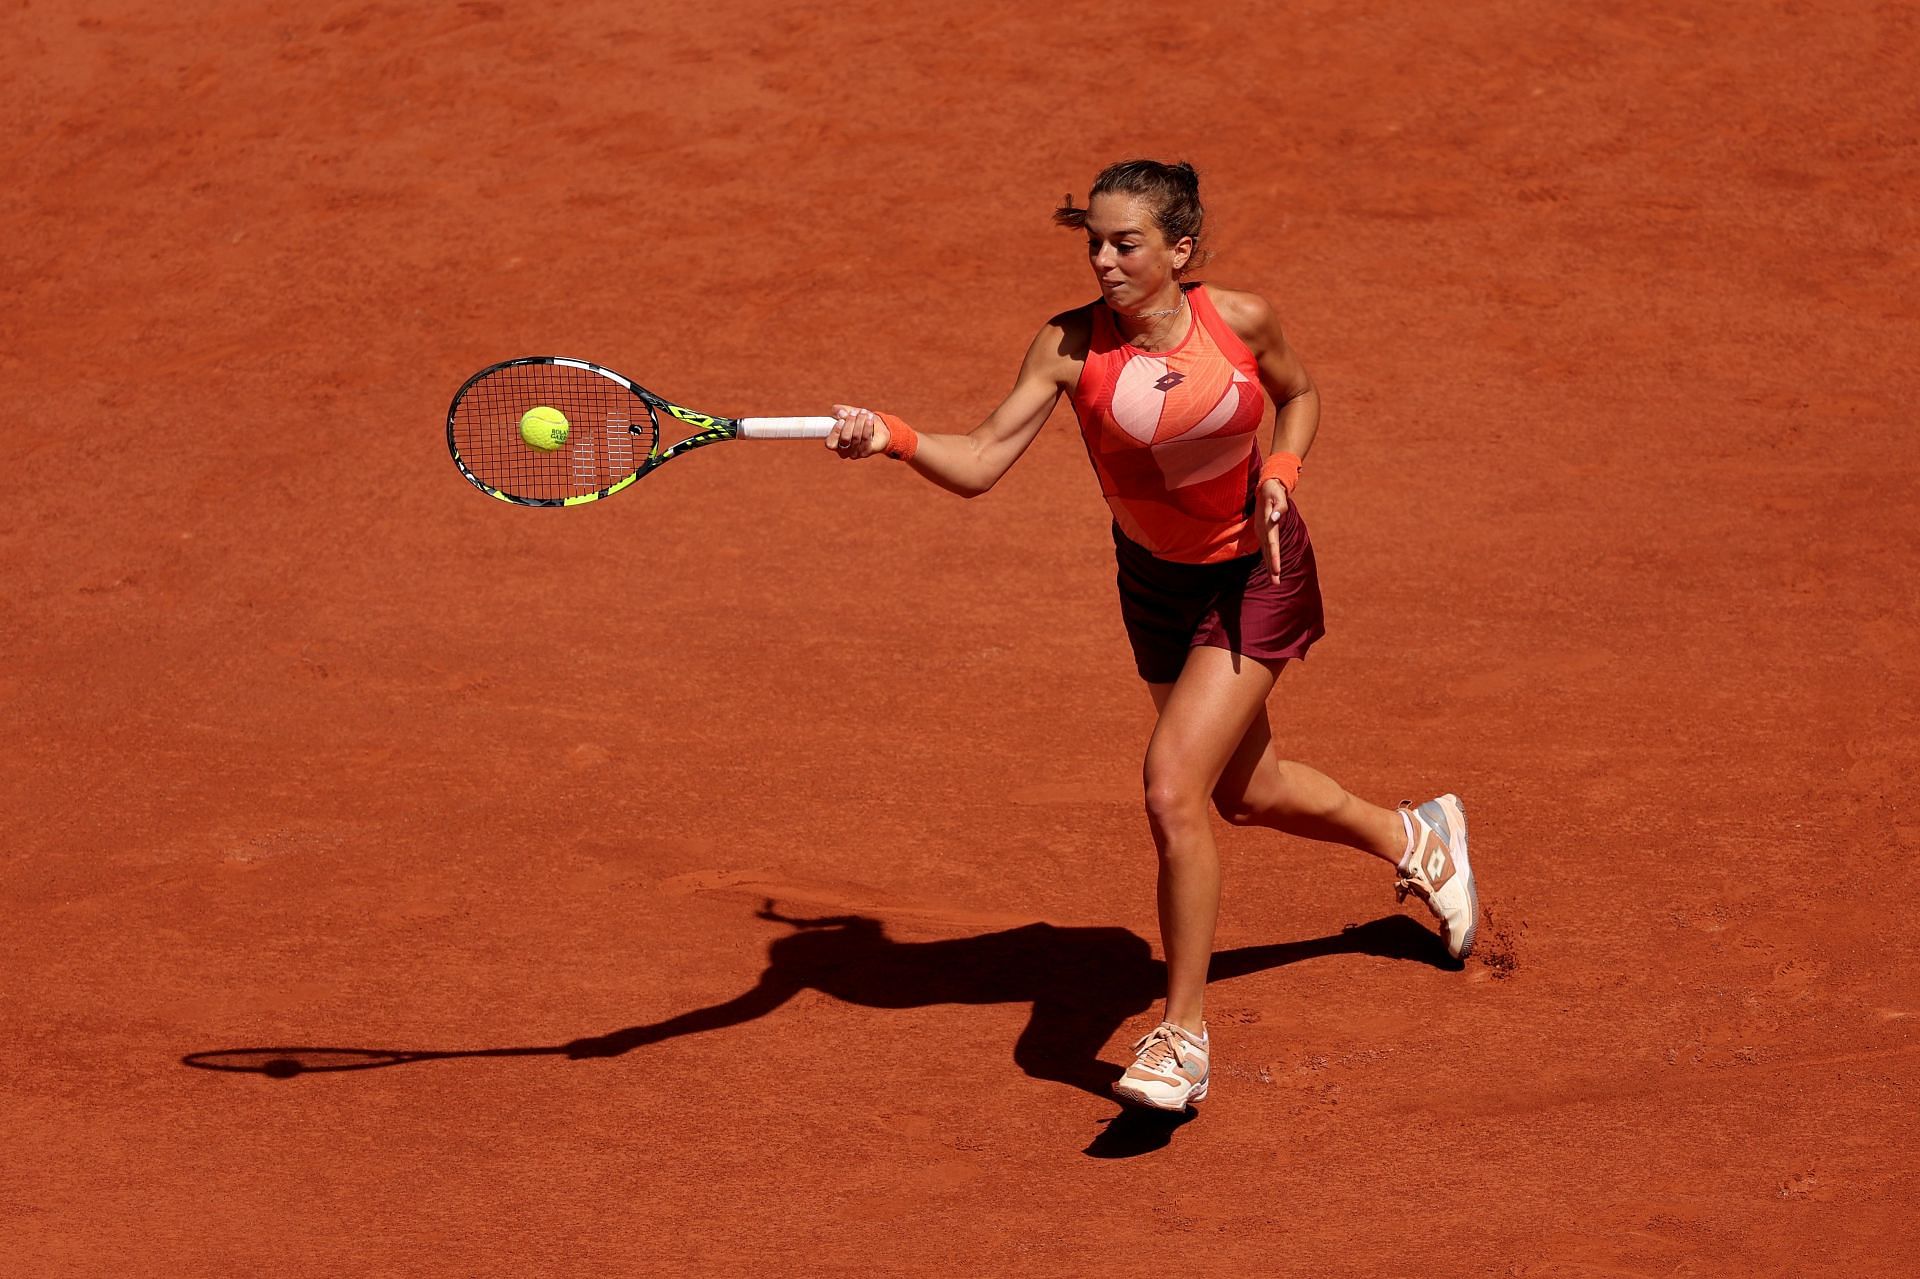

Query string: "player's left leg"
[[1203, 681, 1480, 959], [1205, 698, 1405, 865]]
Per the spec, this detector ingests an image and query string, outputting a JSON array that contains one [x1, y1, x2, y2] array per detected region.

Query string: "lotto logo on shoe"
[[1426, 847, 1452, 885]]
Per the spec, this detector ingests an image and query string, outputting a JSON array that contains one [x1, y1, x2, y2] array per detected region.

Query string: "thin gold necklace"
[[1124, 294, 1186, 320]]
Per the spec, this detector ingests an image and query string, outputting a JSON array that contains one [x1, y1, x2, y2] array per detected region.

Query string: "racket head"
[[447, 357, 738, 507], [181, 1047, 423, 1076]]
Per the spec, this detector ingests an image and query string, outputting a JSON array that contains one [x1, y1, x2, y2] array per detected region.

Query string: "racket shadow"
[[181, 906, 1452, 1108]]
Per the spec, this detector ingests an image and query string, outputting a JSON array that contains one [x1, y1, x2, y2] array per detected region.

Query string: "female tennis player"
[[824, 159, 1478, 1112]]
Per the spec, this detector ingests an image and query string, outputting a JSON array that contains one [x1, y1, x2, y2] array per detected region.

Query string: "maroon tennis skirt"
[[1113, 502, 1326, 684]]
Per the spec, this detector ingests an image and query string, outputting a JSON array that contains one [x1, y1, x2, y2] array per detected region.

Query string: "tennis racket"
[[447, 356, 834, 507], [182, 1045, 554, 1077]]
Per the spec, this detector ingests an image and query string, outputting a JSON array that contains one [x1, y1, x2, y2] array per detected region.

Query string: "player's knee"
[[1143, 773, 1209, 836], [1213, 788, 1264, 827], [1217, 770, 1297, 825]]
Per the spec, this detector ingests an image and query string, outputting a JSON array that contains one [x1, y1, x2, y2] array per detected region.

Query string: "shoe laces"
[[1131, 1023, 1198, 1074], [1394, 799, 1435, 905], [1395, 871, 1432, 905]]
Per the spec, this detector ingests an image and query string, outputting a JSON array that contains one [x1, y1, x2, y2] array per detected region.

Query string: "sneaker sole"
[[1436, 793, 1478, 961], [1112, 1077, 1208, 1111]]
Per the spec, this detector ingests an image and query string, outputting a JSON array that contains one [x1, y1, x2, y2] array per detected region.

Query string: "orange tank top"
[[1069, 284, 1268, 564]]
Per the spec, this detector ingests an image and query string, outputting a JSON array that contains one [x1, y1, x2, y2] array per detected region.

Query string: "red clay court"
[[6, 1, 1917, 1273]]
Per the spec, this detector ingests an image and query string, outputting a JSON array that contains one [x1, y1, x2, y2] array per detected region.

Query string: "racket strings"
[[451, 364, 656, 502]]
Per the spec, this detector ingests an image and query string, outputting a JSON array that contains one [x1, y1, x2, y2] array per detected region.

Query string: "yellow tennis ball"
[[519, 406, 570, 451]]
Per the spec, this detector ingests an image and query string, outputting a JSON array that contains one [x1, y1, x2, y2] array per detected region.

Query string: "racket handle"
[[737, 416, 835, 440]]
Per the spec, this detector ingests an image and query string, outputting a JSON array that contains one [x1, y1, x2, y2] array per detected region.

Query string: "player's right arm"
[[826, 310, 1086, 497]]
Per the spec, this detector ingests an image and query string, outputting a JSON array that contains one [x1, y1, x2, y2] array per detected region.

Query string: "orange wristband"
[[878, 412, 918, 462], [1259, 452, 1302, 493]]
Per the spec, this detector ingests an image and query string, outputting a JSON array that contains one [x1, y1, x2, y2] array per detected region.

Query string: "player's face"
[[1083, 194, 1193, 308]]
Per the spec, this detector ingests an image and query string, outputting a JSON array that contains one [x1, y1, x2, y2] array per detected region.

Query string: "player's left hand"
[[1257, 478, 1290, 584]]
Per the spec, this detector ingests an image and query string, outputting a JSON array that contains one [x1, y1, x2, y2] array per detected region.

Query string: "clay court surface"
[[6, 0, 1918, 1273]]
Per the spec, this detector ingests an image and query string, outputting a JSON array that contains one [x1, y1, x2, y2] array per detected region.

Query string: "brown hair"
[[1054, 159, 1210, 274]]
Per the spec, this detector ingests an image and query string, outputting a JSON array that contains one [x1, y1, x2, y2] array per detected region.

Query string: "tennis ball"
[[519, 405, 570, 451]]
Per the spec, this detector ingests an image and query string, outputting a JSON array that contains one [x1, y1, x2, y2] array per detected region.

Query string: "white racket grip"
[[737, 416, 836, 440]]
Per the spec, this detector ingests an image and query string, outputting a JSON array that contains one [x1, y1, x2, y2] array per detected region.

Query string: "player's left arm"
[[1209, 284, 1319, 463], [1210, 285, 1320, 583]]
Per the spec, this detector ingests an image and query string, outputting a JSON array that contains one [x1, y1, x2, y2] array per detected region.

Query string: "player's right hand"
[[826, 404, 892, 459]]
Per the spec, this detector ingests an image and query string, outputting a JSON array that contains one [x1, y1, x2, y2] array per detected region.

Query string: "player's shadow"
[[183, 902, 1451, 1157], [563, 903, 1448, 1098]]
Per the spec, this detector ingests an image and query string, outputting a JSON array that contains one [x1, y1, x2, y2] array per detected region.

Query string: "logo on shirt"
[[1153, 371, 1185, 392]]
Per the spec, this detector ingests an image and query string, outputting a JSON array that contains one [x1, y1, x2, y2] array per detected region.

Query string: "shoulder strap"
[[1187, 285, 1261, 379]]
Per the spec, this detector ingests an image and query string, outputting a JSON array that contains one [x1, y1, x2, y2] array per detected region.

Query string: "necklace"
[[1125, 296, 1186, 320]]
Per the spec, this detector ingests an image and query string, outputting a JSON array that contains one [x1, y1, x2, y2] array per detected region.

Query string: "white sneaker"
[[1112, 1021, 1210, 1111], [1396, 794, 1479, 960]]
